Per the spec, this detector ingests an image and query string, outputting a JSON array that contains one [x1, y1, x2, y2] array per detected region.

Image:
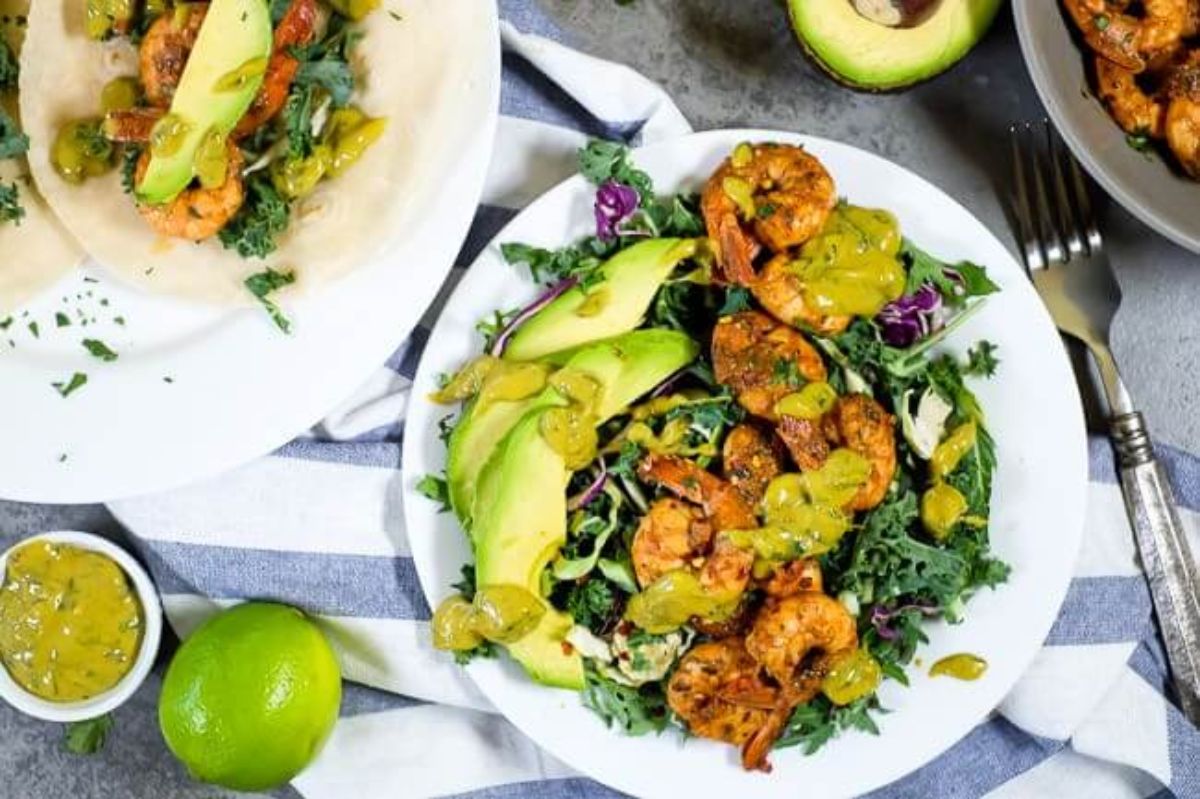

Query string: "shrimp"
[[744, 593, 858, 703], [133, 143, 245, 240], [1166, 55, 1200, 177], [1094, 56, 1167, 137], [232, 0, 319, 138], [701, 143, 836, 285], [633, 455, 756, 598], [102, 107, 164, 144], [776, 414, 830, 472], [711, 311, 827, 421], [823, 394, 897, 511], [751, 254, 852, 336], [140, 4, 208, 108], [722, 423, 785, 507], [759, 558, 823, 599], [666, 638, 788, 771], [1063, 0, 1187, 72]]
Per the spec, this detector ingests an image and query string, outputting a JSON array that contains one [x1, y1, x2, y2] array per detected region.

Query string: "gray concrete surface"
[[3, 1, 1198, 796]]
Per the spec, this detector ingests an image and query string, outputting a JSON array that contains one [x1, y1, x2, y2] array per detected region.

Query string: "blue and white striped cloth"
[[109, 3, 1200, 797]]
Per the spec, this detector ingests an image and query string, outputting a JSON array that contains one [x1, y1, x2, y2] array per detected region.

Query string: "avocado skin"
[[463, 329, 698, 690], [786, 0, 1002, 93], [448, 328, 698, 528], [503, 238, 698, 362]]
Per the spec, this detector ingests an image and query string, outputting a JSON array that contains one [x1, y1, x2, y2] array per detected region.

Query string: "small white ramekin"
[[0, 531, 162, 722]]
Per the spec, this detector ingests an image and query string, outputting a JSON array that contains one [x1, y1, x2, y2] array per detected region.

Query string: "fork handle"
[[1113, 412, 1200, 724]]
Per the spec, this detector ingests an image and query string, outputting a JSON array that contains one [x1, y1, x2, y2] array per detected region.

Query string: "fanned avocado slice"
[[136, 0, 272, 203]]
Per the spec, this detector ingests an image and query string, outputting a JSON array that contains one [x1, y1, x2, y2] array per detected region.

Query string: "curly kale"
[[219, 174, 290, 259], [0, 181, 22, 226]]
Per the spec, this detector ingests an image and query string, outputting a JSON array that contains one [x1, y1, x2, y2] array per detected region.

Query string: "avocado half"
[[787, 0, 1003, 92]]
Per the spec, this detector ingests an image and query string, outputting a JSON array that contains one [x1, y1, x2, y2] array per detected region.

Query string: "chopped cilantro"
[[244, 268, 296, 332], [63, 714, 113, 755], [55, 312, 71, 328], [52, 372, 88, 398], [81, 339, 118, 362], [26, 321, 37, 338]]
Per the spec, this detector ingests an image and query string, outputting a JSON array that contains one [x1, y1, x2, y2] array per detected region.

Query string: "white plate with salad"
[[0, 0, 498, 502], [403, 129, 1087, 798]]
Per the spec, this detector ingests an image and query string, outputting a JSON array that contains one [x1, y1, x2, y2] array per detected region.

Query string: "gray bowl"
[[1014, 0, 1200, 253]]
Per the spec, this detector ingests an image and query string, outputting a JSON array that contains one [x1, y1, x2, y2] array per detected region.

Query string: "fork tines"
[[1009, 120, 1102, 273]]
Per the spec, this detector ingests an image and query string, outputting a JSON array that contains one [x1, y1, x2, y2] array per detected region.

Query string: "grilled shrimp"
[[759, 558, 823, 599], [711, 311, 827, 421], [1166, 55, 1200, 177], [633, 455, 757, 598], [233, 0, 319, 138], [1095, 56, 1167, 137], [701, 143, 836, 285], [776, 414, 830, 472], [751, 254, 852, 336], [1063, 0, 1187, 72], [722, 423, 785, 507], [133, 143, 244, 240], [745, 593, 857, 703], [140, 4, 208, 107], [823, 394, 897, 511], [667, 638, 788, 771]]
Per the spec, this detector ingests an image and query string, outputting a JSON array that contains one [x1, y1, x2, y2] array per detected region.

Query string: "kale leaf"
[[581, 666, 670, 736], [0, 180, 22, 226], [0, 106, 29, 160], [0, 39, 17, 89], [219, 174, 291, 259], [243, 267, 296, 333], [578, 140, 653, 201]]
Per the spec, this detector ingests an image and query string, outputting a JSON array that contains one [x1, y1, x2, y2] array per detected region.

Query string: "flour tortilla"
[[20, 0, 489, 305], [0, 0, 84, 317]]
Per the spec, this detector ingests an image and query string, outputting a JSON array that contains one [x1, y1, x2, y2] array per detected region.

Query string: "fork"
[[1010, 120, 1200, 725]]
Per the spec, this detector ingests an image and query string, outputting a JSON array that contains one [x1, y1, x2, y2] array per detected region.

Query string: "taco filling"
[[52, 0, 386, 255]]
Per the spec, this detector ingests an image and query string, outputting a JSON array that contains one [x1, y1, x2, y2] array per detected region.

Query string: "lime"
[[159, 602, 341, 791]]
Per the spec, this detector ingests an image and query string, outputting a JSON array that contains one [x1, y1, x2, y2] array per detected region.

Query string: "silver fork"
[[1010, 120, 1200, 725]]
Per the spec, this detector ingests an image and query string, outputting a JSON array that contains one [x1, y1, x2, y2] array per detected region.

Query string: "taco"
[[20, 0, 487, 305], [0, 0, 84, 317]]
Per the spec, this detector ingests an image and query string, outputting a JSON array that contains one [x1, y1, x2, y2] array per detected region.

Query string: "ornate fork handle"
[[1113, 412, 1200, 719]]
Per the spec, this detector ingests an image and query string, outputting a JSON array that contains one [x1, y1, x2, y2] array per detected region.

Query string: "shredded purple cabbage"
[[489, 277, 579, 356], [875, 283, 943, 348], [568, 465, 608, 511], [869, 602, 939, 641], [594, 181, 640, 241]]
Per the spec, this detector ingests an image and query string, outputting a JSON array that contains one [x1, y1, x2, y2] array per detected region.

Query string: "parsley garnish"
[[244, 268, 296, 333], [82, 338, 118, 362], [63, 714, 113, 755], [964, 340, 999, 377], [52, 372, 88, 398]]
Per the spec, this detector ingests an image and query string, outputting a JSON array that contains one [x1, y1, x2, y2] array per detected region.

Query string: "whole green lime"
[[159, 602, 342, 791]]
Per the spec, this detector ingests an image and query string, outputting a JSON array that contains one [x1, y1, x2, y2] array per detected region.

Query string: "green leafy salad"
[[422, 138, 1006, 771]]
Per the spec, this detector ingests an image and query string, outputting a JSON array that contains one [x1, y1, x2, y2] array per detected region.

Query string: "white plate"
[[403, 130, 1088, 799], [0, 1, 500, 503]]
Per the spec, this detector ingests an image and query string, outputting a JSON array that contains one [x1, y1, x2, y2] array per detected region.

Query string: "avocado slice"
[[502, 238, 698, 362], [136, 0, 272, 204], [472, 408, 581, 688], [448, 329, 698, 528], [787, 0, 1001, 92]]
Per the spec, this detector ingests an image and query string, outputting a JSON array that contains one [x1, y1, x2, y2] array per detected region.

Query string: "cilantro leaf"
[[63, 714, 113, 755], [219, 174, 290, 259], [81, 339, 119, 362], [244, 267, 296, 333]]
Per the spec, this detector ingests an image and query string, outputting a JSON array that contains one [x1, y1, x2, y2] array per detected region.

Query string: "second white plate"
[[403, 129, 1088, 799]]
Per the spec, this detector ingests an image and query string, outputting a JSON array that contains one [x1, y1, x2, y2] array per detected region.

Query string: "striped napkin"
[[110, 3, 1200, 796]]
